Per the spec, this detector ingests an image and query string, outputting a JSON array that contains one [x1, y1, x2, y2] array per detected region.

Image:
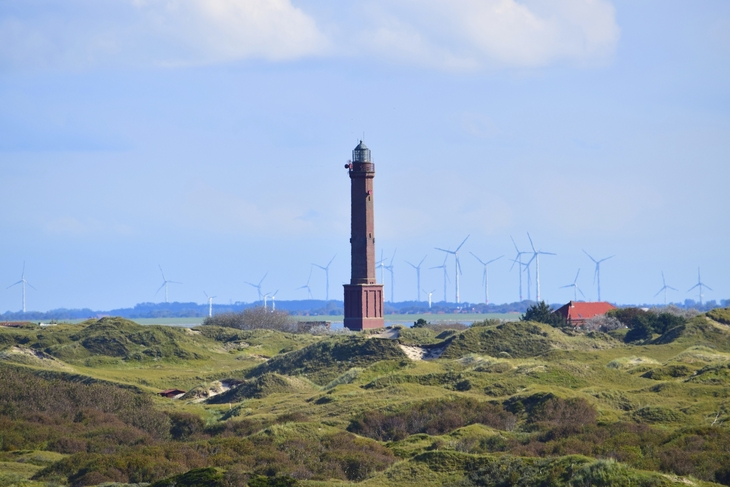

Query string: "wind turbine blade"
[[598, 255, 615, 263], [406, 261, 416, 269], [661, 271, 666, 287], [7, 281, 22, 289], [486, 255, 503, 265], [510, 236, 520, 253], [704, 284, 714, 291], [418, 256, 427, 266], [26, 282, 37, 291], [654, 288, 664, 298], [21, 261, 26, 277], [560, 284, 573, 289], [540, 251, 557, 256], [457, 257, 462, 275], [434, 247, 450, 253], [327, 254, 337, 267], [578, 287, 586, 298], [259, 272, 268, 286], [470, 252, 486, 265], [526, 232, 536, 252], [455, 235, 470, 252], [574, 269, 581, 283], [687, 284, 699, 292], [667, 286, 678, 291], [245, 281, 257, 288], [168, 280, 182, 284], [583, 249, 598, 263], [155, 283, 166, 294], [525, 254, 536, 266], [313, 264, 326, 270], [158, 265, 166, 281]]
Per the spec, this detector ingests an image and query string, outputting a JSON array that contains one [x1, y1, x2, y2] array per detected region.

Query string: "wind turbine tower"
[[435, 235, 469, 303], [430, 255, 450, 303], [510, 237, 529, 302], [583, 250, 614, 301], [470, 252, 503, 305], [526, 233, 556, 302], [406, 256, 427, 302], [204, 292, 217, 317], [384, 249, 397, 302], [296, 267, 314, 299], [265, 290, 279, 311], [560, 269, 585, 302], [423, 289, 435, 309], [687, 268, 712, 305], [7, 262, 36, 313], [654, 271, 678, 305], [156, 265, 181, 303], [313, 254, 336, 301], [245, 272, 267, 302]]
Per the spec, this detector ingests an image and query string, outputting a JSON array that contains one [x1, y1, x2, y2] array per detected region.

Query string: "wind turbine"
[[156, 265, 181, 303], [583, 250, 613, 301], [296, 266, 314, 299], [422, 289, 436, 309], [384, 249, 397, 302], [435, 235, 469, 303], [204, 292, 217, 317], [7, 261, 36, 313], [654, 271, 677, 305], [470, 252, 503, 305], [405, 255, 427, 302], [511, 258, 532, 301], [376, 250, 386, 285], [560, 269, 585, 302], [264, 290, 279, 311], [245, 272, 267, 302], [313, 254, 336, 301], [687, 268, 712, 305], [525, 233, 556, 302], [510, 236, 529, 302], [430, 255, 450, 303]]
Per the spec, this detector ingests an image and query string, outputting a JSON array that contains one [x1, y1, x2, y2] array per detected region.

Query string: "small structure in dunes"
[[553, 301, 616, 327]]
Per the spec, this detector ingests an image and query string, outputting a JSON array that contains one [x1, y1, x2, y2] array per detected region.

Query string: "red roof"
[[553, 301, 616, 325]]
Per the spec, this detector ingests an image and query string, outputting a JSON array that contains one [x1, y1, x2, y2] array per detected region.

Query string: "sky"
[[1, 0, 729, 312]]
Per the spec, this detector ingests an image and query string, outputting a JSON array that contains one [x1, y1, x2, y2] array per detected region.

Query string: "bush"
[[521, 301, 565, 327], [583, 315, 623, 333], [348, 398, 515, 441], [202, 307, 292, 332]]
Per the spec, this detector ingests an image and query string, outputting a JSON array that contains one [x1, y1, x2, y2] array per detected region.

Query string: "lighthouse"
[[343, 141, 384, 331]]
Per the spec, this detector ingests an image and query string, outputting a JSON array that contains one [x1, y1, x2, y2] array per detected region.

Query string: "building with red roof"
[[552, 301, 616, 327]]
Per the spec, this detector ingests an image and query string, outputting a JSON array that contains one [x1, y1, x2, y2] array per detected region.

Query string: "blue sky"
[[1, 0, 729, 311]]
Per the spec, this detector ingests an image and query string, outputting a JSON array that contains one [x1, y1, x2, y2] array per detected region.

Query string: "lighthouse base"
[[343, 284, 384, 331]]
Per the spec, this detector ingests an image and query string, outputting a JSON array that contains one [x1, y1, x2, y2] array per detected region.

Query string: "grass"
[[2, 311, 730, 486]]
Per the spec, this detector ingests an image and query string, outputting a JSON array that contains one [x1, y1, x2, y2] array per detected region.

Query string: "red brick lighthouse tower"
[[343, 141, 384, 331]]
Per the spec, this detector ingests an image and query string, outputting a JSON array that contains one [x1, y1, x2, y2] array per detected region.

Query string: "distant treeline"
[[2, 298, 727, 321]]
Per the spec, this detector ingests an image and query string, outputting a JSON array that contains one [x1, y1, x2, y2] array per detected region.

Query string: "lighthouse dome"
[[352, 141, 371, 162]]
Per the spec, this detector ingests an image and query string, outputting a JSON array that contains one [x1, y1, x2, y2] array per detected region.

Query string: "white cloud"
[[0, 0, 327, 70], [353, 0, 620, 69], [0, 0, 618, 71]]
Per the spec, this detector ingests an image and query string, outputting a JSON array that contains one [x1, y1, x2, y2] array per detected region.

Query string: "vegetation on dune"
[[439, 318, 621, 361], [202, 307, 293, 332], [3, 309, 730, 486], [0, 317, 212, 363], [245, 335, 408, 385]]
